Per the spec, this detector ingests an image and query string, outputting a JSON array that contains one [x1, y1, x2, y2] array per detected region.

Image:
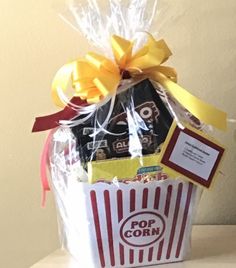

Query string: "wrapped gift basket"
[[32, 1, 227, 267]]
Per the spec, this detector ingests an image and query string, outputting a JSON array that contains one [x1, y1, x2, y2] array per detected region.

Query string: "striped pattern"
[[89, 181, 196, 268]]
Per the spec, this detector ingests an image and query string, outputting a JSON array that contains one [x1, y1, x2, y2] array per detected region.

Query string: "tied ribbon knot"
[[33, 33, 227, 132], [52, 34, 176, 106]]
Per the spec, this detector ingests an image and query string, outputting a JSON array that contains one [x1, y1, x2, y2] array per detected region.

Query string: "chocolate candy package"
[[71, 79, 173, 163]]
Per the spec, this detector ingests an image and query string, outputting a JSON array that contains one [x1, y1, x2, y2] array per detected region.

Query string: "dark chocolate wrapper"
[[71, 79, 173, 163]]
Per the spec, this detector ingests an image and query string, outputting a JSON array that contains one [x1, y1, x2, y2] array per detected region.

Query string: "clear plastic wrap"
[[36, 0, 225, 267], [49, 126, 201, 267], [58, 0, 159, 55]]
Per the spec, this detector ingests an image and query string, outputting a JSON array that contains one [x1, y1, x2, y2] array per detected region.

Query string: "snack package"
[[33, 1, 227, 267], [71, 79, 173, 163]]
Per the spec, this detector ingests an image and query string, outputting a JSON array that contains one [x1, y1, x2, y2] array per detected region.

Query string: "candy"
[[71, 79, 173, 163]]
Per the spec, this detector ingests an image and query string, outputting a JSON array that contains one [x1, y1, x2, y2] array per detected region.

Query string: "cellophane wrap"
[[48, 1, 203, 267]]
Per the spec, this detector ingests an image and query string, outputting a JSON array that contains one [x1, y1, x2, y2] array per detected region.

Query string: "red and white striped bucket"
[[52, 178, 198, 268]]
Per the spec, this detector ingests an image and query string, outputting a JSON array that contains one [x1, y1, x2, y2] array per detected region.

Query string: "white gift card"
[[160, 122, 225, 188]]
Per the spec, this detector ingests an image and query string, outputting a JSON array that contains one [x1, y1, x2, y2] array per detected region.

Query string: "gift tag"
[[159, 122, 225, 188]]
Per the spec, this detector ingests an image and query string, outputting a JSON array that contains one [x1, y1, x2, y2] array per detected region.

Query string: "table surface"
[[31, 225, 236, 268]]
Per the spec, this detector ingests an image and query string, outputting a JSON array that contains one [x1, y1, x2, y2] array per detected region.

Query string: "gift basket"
[[32, 1, 227, 267]]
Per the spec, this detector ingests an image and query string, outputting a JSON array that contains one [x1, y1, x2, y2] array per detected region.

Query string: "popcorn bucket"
[[52, 177, 198, 268]]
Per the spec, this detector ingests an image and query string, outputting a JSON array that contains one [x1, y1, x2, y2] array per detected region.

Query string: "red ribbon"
[[32, 97, 87, 132], [40, 130, 54, 207], [33, 97, 86, 206]]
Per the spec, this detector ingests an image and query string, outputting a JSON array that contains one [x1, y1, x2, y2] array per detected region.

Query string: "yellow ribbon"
[[52, 34, 227, 131]]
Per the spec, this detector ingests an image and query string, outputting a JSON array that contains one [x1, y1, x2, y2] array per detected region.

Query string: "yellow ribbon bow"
[[52, 34, 227, 130]]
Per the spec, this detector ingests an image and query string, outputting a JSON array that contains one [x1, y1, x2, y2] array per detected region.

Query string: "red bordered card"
[[159, 122, 225, 188]]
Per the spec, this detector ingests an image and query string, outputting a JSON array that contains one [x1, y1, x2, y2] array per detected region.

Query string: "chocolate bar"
[[71, 79, 173, 163]]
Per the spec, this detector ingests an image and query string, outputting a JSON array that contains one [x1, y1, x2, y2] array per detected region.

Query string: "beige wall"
[[0, 0, 236, 267]]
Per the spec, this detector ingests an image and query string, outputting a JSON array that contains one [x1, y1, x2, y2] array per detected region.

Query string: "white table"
[[31, 225, 236, 267]]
